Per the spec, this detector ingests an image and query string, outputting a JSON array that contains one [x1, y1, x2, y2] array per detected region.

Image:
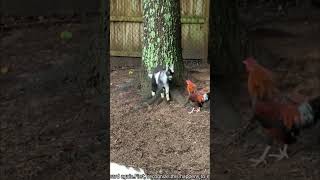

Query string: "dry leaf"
[[1, 66, 9, 75]]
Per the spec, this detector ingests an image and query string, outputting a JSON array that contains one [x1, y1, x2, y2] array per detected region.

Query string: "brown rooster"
[[243, 57, 306, 107], [248, 96, 320, 167], [185, 80, 210, 114], [243, 57, 277, 106], [186, 79, 197, 95]]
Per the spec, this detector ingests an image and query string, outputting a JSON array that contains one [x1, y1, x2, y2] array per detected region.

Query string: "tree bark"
[[211, 0, 243, 77], [99, 0, 108, 129], [140, 0, 184, 97], [210, 0, 247, 115]]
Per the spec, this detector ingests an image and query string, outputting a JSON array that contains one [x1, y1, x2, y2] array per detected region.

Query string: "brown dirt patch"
[[1, 21, 107, 180], [110, 69, 210, 177]]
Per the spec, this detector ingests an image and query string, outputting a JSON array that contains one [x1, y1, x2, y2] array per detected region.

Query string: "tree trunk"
[[140, 0, 184, 97], [98, 0, 108, 129], [210, 0, 246, 112], [211, 0, 243, 77]]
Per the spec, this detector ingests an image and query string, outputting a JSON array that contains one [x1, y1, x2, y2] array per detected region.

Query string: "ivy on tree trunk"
[[141, 0, 184, 96]]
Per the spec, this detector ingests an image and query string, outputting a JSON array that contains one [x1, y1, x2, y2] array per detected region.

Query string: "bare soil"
[[1, 22, 108, 180], [110, 68, 210, 178]]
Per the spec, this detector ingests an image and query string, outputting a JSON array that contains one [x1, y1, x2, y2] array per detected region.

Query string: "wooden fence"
[[110, 0, 210, 61]]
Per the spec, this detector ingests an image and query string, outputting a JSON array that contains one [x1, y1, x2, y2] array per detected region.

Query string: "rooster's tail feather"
[[298, 96, 320, 128]]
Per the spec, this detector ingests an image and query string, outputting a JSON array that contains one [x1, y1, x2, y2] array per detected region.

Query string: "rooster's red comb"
[[243, 57, 257, 65]]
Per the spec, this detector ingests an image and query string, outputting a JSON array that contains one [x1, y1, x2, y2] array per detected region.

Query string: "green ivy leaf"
[[60, 31, 73, 40]]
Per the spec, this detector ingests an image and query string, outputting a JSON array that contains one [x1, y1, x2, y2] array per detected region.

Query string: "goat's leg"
[[164, 84, 170, 101], [160, 91, 164, 98]]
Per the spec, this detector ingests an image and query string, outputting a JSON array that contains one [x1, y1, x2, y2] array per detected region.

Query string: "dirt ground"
[[213, 4, 320, 180], [110, 68, 210, 178], [1, 21, 108, 179]]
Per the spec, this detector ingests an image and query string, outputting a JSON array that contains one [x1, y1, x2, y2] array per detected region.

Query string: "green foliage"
[[60, 31, 73, 41]]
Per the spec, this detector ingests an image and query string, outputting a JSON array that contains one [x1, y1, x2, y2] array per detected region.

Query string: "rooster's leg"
[[188, 108, 195, 114], [249, 145, 271, 167], [268, 144, 289, 161], [195, 107, 201, 113]]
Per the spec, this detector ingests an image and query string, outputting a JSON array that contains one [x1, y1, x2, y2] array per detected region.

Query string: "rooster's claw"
[[249, 158, 267, 167]]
